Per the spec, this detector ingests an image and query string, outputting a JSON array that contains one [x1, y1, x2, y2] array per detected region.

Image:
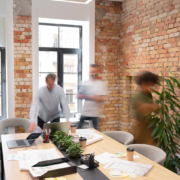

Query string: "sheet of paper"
[[133, 155, 140, 159], [46, 163, 70, 170], [18, 148, 60, 170], [29, 163, 70, 177], [122, 173, 130, 178], [86, 134, 103, 145], [104, 159, 153, 176], [8, 154, 23, 161], [109, 170, 122, 177], [78, 164, 89, 170], [95, 152, 119, 164]]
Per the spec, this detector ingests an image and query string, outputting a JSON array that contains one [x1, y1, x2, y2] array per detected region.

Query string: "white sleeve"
[[29, 91, 40, 123], [59, 87, 71, 120]]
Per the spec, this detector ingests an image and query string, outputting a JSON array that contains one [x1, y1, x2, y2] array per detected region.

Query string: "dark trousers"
[[78, 116, 98, 130], [38, 116, 60, 130]]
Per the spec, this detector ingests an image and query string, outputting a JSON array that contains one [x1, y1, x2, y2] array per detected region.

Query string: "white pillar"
[[6, 0, 14, 118]]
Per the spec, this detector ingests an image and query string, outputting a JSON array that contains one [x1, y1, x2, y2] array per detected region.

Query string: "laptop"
[[43, 122, 70, 134], [7, 127, 43, 149]]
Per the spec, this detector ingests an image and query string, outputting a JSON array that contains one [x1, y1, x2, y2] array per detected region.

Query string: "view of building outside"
[[39, 25, 80, 118]]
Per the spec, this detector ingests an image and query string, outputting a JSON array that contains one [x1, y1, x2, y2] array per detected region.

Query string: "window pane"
[[59, 27, 80, 48], [39, 25, 58, 47], [64, 94, 78, 117], [39, 51, 57, 73], [63, 54, 78, 115], [63, 54, 78, 73], [39, 73, 57, 88]]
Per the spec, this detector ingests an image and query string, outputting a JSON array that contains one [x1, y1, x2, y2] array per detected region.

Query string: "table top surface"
[[1, 129, 180, 180]]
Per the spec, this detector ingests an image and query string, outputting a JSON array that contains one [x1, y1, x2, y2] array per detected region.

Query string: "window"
[[66, 89, 73, 103], [0, 47, 6, 120], [39, 24, 82, 118], [53, 34, 58, 47]]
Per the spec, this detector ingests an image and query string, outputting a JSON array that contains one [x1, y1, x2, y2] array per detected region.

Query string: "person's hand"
[[28, 122, 36, 132]]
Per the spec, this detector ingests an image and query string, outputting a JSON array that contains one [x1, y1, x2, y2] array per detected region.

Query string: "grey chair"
[[0, 118, 30, 141], [127, 144, 166, 166], [103, 131, 134, 145]]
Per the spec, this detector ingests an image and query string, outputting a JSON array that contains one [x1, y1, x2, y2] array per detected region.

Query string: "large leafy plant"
[[66, 143, 84, 158], [151, 73, 180, 172], [51, 130, 83, 158]]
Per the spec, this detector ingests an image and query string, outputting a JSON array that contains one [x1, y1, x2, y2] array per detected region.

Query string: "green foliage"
[[151, 74, 180, 172], [51, 130, 83, 158], [66, 143, 84, 158]]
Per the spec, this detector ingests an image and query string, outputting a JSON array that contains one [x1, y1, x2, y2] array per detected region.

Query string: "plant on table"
[[151, 70, 180, 172], [66, 143, 84, 158], [62, 137, 73, 151], [51, 131, 67, 143]]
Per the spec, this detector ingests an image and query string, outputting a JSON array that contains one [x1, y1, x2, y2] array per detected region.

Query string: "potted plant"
[[52, 131, 66, 143], [62, 138, 73, 151], [151, 70, 180, 172], [66, 143, 84, 158]]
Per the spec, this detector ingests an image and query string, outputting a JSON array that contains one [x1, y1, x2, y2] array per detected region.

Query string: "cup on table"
[[126, 147, 134, 161], [71, 124, 76, 134], [79, 137, 87, 148]]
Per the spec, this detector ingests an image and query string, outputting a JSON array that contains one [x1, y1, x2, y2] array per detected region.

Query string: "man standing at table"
[[28, 73, 70, 131], [77, 64, 107, 130]]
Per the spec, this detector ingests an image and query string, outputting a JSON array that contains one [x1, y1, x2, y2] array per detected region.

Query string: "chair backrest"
[[103, 131, 134, 145], [127, 144, 166, 166], [0, 118, 30, 141]]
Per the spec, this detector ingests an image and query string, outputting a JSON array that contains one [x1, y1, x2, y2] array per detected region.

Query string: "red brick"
[[25, 28, 31, 32]]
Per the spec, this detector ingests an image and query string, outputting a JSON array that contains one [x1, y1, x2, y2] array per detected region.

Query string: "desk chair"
[[127, 144, 166, 166], [0, 118, 30, 141], [0, 118, 30, 179], [103, 131, 134, 145]]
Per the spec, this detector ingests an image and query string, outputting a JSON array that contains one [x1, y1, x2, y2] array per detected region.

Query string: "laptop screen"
[[26, 126, 42, 140]]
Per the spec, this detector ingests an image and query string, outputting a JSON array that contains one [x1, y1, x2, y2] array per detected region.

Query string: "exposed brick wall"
[[13, 16, 32, 125], [119, 0, 180, 131], [95, 0, 121, 132]]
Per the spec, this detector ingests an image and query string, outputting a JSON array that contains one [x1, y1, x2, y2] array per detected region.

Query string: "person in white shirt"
[[28, 74, 70, 132], [77, 64, 107, 130]]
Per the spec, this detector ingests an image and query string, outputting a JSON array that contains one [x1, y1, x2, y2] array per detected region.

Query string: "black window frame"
[[0, 47, 6, 120], [39, 23, 82, 117]]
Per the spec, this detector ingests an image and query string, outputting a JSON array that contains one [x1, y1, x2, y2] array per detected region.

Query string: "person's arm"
[[59, 87, 71, 122], [28, 91, 40, 132], [135, 100, 158, 115]]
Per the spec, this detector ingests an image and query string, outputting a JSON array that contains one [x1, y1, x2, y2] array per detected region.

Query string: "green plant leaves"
[[151, 75, 180, 173], [165, 79, 174, 92], [148, 117, 160, 128], [52, 130, 83, 158]]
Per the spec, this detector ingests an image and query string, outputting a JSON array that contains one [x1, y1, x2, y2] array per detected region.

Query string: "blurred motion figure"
[[77, 64, 107, 130], [29, 73, 70, 131], [130, 71, 159, 146]]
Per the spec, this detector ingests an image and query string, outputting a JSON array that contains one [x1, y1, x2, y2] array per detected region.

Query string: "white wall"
[[6, 0, 15, 118], [38, 0, 89, 21], [0, 0, 6, 17], [32, 0, 95, 97]]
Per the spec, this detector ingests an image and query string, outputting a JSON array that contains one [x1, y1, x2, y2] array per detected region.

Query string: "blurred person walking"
[[130, 71, 159, 146], [77, 64, 107, 130], [29, 73, 70, 131]]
